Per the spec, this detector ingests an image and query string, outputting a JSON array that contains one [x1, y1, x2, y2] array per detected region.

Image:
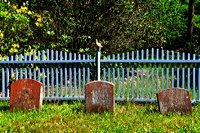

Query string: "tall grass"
[[0, 100, 200, 132]]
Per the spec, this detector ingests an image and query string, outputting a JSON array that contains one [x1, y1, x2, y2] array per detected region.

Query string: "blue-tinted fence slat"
[[172, 51, 174, 88], [74, 53, 77, 97], [122, 53, 124, 98], [199, 55, 200, 101], [69, 53, 72, 97], [117, 54, 120, 98], [60, 51, 63, 97], [193, 54, 196, 100], [131, 51, 135, 99], [108, 55, 111, 82], [83, 54, 86, 97], [112, 54, 115, 84], [166, 50, 169, 89], [38, 51, 41, 82], [156, 49, 159, 94], [20, 55, 23, 79], [2, 58, 5, 98], [78, 54, 81, 97], [146, 49, 149, 99], [64, 52, 68, 97], [24, 54, 27, 79], [161, 50, 164, 90], [177, 52, 180, 88], [182, 53, 185, 89], [151, 49, 154, 99], [141, 50, 144, 99], [188, 54, 190, 92], [51, 50, 54, 97], [46, 50, 50, 97], [126, 52, 130, 99], [136, 51, 139, 99], [6, 57, 9, 98]]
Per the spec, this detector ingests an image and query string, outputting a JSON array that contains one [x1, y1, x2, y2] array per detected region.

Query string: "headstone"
[[10, 78, 44, 112], [85, 81, 114, 113], [157, 88, 192, 115]]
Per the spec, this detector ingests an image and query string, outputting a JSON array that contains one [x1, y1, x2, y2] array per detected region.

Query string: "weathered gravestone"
[[10, 78, 44, 112], [85, 81, 114, 113], [157, 88, 192, 115]]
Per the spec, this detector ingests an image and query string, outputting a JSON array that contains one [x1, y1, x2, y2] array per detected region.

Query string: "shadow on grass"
[[0, 100, 10, 111], [43, 100, 86, 113]]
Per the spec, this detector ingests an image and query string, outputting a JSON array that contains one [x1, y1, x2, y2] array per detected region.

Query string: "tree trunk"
[[187, 0, 194, 53]]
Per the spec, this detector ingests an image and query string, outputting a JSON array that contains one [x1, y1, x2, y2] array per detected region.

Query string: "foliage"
[[0, 0, 200, 57], [147, 0, 188, 51], [0, 100, 200, 132]]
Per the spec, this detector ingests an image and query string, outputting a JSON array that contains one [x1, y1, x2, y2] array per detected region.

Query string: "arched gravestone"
[[85, 81, 114, 113], [157, 88, 192, 115], [10, 79, 44, 112]]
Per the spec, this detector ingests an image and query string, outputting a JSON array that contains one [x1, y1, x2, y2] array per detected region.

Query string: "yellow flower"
[[36, 66, 39, 71], [12, 43, 20, 48], [21, 6, 28, 11], [27, 10, 32, 15], [3, 11, 8, 14], [9, 48, 18, 53], [16, 6, 28, 13], [34, 14, 42, 18], [0, 31, 3, 38], [37, 18, 43, 22], [16, 9, 21, 13], [35, 22, 43, 27], [0, 56, 6, 60]]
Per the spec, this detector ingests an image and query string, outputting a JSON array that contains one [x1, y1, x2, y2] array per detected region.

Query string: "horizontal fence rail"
[[0, 48, 200, 102]]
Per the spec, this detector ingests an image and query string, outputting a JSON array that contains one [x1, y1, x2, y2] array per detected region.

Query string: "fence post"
[[95, 39, 103, 81], [96, 47, 101, 81]]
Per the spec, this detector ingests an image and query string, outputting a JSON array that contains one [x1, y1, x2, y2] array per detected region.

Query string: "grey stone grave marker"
[[85, 81, 114, 113], [157, 88, 192, 115]]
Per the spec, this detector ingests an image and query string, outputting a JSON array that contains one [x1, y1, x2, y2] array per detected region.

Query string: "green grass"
[[1, 100, 200, 132]]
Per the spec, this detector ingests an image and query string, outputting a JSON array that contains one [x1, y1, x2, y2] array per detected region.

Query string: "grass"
[[1, 100, 200, 132]]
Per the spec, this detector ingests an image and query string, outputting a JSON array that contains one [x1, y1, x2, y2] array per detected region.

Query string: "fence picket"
[[177, 52, 180, 87], [193, 54, 196, 100], [51, 50, 54, 97], [24, 54, 27, 79], [199, 55, 200, 101], [112, 54, 115, 84], [117, 53, 120, 98], [136, 50, 139, 99], [172, 51, 174, 88], [146, 49, 149, 99], [182, 53, 185, 88], [166, 50, 169, 89], [161, 50, 164, 90], [1, 58, 5, 98], [122, 53, 125, 98], [187, 53, 190, 92], [46, 50, 50, 97], [6, 57, 9, 97], [131, 51, 135, 99], [151, 49, 154, 99], [156, 49, 159, 93], [141, 50, 144, 99], [19, 55, 23, 79], [126, 52, 130, 99], [60, 51, 63, 97], [69, 53, 72, 97]]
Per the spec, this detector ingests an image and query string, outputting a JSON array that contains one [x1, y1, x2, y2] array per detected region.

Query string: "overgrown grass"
[[1, 100, 200, 132]]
